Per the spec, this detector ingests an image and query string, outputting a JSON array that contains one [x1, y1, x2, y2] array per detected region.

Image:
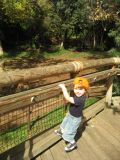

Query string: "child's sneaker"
[[64, 142, 77, 152], [54, 129, 62, 137]]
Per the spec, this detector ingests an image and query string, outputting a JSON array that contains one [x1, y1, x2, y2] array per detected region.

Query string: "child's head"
[[73, 77, 89, 97]]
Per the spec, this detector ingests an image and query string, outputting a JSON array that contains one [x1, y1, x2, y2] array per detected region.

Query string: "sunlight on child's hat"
[[73, 77, 90, 90]]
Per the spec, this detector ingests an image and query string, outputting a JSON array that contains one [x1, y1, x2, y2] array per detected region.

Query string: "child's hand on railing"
[[58, 84, 65, 89]]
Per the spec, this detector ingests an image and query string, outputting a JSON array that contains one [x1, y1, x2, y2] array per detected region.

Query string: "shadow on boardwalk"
[[35, 105, 120, 160]]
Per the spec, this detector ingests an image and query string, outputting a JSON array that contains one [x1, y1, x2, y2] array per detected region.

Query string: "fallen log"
[[0, 57, 120, 88]]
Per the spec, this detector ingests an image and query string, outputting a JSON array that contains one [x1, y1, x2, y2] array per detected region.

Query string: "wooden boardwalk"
[[34, 101, 120, 160]]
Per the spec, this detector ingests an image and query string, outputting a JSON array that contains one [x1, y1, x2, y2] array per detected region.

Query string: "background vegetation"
[[0, 0, 120, 58]]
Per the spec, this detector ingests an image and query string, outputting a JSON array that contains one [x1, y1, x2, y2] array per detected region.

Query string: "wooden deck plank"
[[50, 141, 70, 160], [92, 116, 120, 143], [105, 108, 120, 118], [60, 140, 82, 160], [91, 113, 120, 151], [86, 122, 120, 160], [87, 123, 120, 160], [87, 109, 120, 159], [34, 155, 42, 160], [40, 150, 54, 160], [85, 125, 111, 160], [97, 108, 120, 132], [95, 123, 120, 153], [81, 128, 110, 160], [77, 134, 99, 160]]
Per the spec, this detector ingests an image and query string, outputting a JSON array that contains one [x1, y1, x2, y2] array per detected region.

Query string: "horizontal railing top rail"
[[0, 57, 120, 89]]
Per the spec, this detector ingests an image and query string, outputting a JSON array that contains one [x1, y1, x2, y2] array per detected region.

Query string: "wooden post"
[[105, 76, 114, 107], [28, 105, 31, 136], [105, 66, 115, 108]]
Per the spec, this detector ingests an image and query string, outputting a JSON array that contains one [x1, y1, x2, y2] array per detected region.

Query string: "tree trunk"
[[93, 23, 96, 48], [0, 41, 3, 56], [93, 32, 96, 48], [60, 41, 64, 50], [64, 29, 68, 48]]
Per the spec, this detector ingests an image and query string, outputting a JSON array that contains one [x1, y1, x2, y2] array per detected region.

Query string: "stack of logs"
[[0, 57, 120, 95]]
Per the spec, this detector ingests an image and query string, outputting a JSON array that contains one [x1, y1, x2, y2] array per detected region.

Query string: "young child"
[[55, 77, 89, 152]]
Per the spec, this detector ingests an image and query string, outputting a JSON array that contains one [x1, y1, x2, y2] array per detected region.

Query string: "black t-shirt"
[[69, 93, 86, 117]]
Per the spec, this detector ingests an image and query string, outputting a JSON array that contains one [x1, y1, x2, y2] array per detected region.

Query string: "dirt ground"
[[0, 55, 97, 70]]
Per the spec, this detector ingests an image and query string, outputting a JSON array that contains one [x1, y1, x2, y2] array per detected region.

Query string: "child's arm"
[[58, 84, 74, 104]]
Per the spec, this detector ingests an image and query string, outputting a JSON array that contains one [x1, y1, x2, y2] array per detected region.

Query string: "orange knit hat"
[[73, 77, 90, 90]]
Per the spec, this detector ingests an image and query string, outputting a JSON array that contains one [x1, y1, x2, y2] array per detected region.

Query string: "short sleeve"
[[73, 96, 86, 106]]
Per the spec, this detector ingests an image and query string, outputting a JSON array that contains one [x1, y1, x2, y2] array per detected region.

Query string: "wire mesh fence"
[[0, 94, 66, 154], [0, 94, 100, 154], [0, 75, 111, 154]]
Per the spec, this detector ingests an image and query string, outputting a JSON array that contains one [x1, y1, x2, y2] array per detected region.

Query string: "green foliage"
[[108, 22, 120, 49], [49, 0, 90, 47], [113, 76, 120, 96], [108, 48, 120, 57], [0, 0, 119, 53], [0, 0, 52, 29], [84, 97, 100, 109], [1, 0, 34, 28]]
